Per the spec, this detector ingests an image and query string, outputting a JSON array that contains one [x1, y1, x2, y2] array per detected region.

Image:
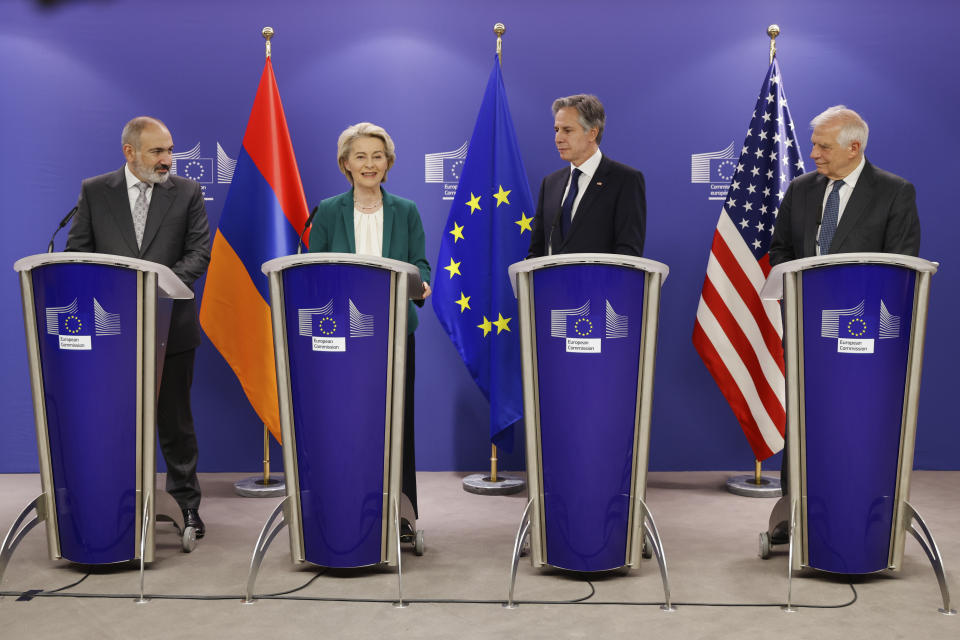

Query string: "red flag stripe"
[[695, 297, 783, 452], [700, 274, 786, 426], [693, 322, 777, 459]]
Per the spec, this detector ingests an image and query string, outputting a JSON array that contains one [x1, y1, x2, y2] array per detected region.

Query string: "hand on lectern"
[[420, 282, 432, 300]]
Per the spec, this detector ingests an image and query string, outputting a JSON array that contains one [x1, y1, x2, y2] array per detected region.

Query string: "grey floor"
[[1, 471, 957, 639]]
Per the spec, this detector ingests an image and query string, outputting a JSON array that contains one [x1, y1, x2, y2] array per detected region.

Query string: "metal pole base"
[[462, 473, 525, 496], [726, 474, 782, 498], [234, 475, 286, 498]]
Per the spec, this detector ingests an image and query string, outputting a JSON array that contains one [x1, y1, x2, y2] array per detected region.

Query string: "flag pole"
[[725, 24, 784, 499], [234, 25, 286, 498], [460, 22, 525, 497]]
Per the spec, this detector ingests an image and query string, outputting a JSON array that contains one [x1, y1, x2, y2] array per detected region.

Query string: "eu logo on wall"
[[425, 141, 468, 201], [171, 142, 238, 202], [690, 141, 737, 201]]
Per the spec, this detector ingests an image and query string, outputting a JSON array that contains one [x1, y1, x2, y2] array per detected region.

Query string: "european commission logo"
[[171, 141, 238, 202], [298, 299, 374, 352], [550, 299, 628, 354], [821, 299, 901, 354], [45, 298, 121, 350], [425, 141, 468, 201], [690, 141, 738, 201]]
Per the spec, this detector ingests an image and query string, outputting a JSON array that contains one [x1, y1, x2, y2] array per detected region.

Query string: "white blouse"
[[354, 207, 384, 257]]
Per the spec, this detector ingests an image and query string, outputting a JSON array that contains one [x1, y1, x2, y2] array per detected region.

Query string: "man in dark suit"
[[767, 106, 920, 544], [66, 116, 211, 536], [528, 94, 646, 258], [770, 105, 920, 265]]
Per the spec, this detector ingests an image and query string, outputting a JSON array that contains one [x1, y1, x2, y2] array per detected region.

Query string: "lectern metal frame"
[[244, 253, 421, 604], [2, 253, 194, 599], [507, 253, 672, 609], [761, 252, 953, 614]]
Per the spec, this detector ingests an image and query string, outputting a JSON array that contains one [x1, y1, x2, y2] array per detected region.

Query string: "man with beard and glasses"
[[66, 116, 211, 537]]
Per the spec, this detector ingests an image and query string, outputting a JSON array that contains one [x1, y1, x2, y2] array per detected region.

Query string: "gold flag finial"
[[494, 23, 505, 64], [262, 26, 274, 59], [767, 24, 780, 64]]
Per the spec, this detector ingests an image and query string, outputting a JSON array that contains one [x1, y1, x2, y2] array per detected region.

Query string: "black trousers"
[[157, 348, 201, 510], [402, 334, 418, 519]]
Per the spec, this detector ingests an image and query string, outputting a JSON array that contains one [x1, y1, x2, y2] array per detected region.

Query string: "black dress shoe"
[[182, 509, 205, 539]]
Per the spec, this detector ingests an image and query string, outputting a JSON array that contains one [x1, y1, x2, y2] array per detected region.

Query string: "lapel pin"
[[596, 181, 603, 186]]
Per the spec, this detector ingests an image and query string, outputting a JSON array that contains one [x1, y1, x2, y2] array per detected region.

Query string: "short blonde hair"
[[336, 122, 396, 184]]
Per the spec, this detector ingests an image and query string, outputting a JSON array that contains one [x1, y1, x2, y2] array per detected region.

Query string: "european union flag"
[[432, 55, 534, 450]]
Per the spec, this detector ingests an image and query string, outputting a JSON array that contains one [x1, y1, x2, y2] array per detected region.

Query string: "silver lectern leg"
[[637, 496, 674, 612], [0, 495, 44, 585], [243, 497, 289, 604], [505, 498, 534, 609], [904, 501, 956, 615]]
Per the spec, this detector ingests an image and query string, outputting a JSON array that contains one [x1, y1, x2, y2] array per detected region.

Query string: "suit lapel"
[[829, 161, 875, 254], [381, 189, 395, 259], [340, 190, 356, 253], [565, 156, 608, 245], [105, 168, 140, 256], [803, 174, 828, 257], [139, 178, 175, 255], [545, 170, 566, 251]]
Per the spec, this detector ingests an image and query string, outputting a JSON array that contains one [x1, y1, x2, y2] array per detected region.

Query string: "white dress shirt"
[[816, 155, 866, 256], [124, 163, 153, 212], [354, 207, 384, 257], [561, 147, 603, 222]]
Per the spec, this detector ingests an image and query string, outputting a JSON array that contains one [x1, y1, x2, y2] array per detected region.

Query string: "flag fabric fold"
[[692, 58, 805, 461], [432, 55, 534, 450], [199, 58, 309, 441]]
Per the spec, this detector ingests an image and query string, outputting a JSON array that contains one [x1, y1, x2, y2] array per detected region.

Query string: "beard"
[[132, 154, 170, 184]]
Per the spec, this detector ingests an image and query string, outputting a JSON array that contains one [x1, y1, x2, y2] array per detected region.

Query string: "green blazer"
[[308, 188, 431, 333]]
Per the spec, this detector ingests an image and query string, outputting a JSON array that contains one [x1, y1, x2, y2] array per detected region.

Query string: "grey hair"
[[121, 116, 168, 149], [336, 122, 396, 184], [551, 94, 605, 143], [811, 105, 869, 152]]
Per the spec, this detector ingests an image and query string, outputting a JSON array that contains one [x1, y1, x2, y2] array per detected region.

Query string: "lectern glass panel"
[[532, 264, 646, 571], [31, 263, 138, 563], [801, 263, 915, 573], [282, 263, 392, 568]]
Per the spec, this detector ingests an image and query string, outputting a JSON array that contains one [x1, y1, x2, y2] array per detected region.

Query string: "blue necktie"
[[560, 167, 582, 239], [818, 180, 844, 254]]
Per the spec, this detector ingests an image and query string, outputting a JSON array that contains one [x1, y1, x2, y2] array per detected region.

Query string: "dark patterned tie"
[[560, 167, 582, 239], [818, 180, 844, 254], [133, 182, 149, 248]]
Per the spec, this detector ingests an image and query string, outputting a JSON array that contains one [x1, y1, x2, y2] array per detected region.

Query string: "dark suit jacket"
[[65, 167, 211, 353], [308, 188, 431, 334], [769, 159, 920, 266], [527, 154, 646, 257]]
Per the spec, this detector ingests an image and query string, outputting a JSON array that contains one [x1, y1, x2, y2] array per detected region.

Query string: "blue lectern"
[[759, 253, 953, 614], [244, 253, 422, 605], [505, 253, 673, 609], [1, 252, 196, 601]]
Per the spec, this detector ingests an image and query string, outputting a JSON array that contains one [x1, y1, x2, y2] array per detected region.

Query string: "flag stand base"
[[726, 474, 781, 498], [462, 473, 525, 496], [234, 475, 285, 498]]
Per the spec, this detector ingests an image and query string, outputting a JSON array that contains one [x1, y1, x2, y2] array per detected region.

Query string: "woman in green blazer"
[[309, 122, 431, 526]]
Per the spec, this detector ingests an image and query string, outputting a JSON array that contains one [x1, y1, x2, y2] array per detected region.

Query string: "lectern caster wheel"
[[642, 535, 653, 559], [182, 526, 198, 553], [414, 529, 425, 556], [758, 532, 771, 559]]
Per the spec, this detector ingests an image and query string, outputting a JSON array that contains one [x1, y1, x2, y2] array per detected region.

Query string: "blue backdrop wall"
[[1, 0, 957, 473]]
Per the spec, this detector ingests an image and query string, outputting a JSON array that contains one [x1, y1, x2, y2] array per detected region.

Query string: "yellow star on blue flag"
[[432, 55, 535, 450]]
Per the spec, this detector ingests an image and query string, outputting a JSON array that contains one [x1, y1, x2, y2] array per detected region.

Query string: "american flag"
[[692, 59, 805, 461]]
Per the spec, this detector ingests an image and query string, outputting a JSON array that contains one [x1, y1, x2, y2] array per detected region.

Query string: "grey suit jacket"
[[528, 155, 646, 258], [769, 160, 920, 266], [65, 167, 211, 353]]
